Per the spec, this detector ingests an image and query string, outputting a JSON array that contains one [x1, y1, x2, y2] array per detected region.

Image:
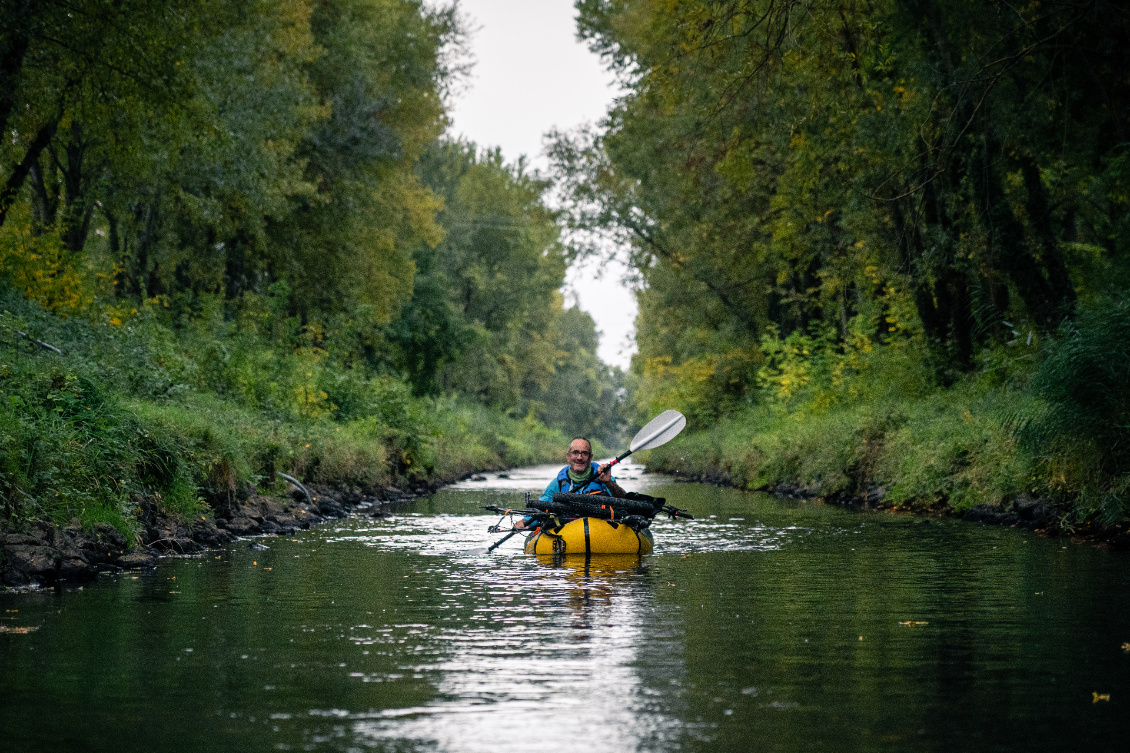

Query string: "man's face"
[[567, 439, 592, 474]]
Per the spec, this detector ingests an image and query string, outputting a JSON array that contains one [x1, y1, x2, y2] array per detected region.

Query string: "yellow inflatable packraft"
[[524, 517, 654, 556]]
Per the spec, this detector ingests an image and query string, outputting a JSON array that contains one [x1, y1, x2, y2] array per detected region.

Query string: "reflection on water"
[[348, 554, 675, 753], [2, 466, 1128, 752]]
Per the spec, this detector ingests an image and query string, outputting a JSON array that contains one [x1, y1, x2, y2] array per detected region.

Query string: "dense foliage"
[[0, 281, 570, 533], [0, 0, 624, 533], [555, 0, 1130, 524], [391, 141, 625, 441]]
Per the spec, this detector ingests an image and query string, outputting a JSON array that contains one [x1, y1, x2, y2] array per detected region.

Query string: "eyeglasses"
[[567, 450, 592, 457]]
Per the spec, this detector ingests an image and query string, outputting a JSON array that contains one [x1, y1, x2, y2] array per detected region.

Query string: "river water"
[[2, 464, 1127, 751]]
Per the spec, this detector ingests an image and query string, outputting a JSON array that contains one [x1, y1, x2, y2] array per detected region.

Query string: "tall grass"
[[0, 286, 568, 539], [1015, 296, 1130, 524], [646, 323, 1060, 519], [649, 383, 1032, 512]]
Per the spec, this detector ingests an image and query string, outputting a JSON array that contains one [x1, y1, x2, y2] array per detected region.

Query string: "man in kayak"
[[540, 436, 626, 502], [513, 437, 625, 530]]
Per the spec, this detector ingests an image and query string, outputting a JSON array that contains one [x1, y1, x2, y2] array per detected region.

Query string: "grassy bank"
[[645, 297, 1130, 534], [0, 286, 569, 541], [647, 382, 1034, 513]]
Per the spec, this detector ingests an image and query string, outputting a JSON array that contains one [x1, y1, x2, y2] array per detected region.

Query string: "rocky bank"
[[675, 470, 1130, 547], [0, 480, 430, 589]]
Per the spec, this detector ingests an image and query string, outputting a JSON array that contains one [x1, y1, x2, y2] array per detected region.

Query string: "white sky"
[[445, 0, 638, 370]]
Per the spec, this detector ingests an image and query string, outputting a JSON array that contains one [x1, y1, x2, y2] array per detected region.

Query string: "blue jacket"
[[538, 461, 614, 502]]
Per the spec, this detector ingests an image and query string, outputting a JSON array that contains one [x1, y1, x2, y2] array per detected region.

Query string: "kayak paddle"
[[598, 409, 686, 476]]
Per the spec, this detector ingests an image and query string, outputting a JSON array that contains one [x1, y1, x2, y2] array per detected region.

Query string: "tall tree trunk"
[[60, 125, 95, 254], [1019, 155, 1075, 319], [117, 189, 162, 298], [916, 0, 955, 75], [29, 157, 60, 233], [891, 197, 945, 345], [974, 138, 1061, 330], [0, 0, 36, 138], [0, 116, 59, 228], [941, 267, 973, 368]]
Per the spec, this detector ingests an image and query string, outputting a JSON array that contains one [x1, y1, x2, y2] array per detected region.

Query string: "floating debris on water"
[[0, 625, 38, 634]]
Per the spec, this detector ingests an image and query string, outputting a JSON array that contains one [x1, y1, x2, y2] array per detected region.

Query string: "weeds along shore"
[[0, 288, 581, 588], [644, 312, 1130, 548]]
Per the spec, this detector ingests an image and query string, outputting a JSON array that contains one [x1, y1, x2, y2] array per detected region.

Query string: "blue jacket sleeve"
[[538, 478, 558, 503]]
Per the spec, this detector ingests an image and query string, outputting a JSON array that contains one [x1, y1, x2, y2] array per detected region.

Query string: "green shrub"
[[648, 353, 1034, 515], [0, 284, 568, 535], [1016, 296, 1130, 523]]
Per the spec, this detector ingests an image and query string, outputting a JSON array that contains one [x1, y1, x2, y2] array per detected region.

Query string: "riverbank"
[[0, 385, 569, 588], [0, 478, 428, 587], [0, 285, 587, 587], [644, 379, 1130, 549]]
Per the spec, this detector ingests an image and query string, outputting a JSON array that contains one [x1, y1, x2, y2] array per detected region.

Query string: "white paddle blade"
[[629, 409, 687, 453]]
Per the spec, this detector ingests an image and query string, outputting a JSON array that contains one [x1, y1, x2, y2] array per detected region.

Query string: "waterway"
[[1, 464, 1127, 751]]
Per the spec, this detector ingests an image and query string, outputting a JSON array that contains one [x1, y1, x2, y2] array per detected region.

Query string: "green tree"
[[557, 0, 1130, 414], [539, 306, 626, 446], [389, 139, 627, 441], [397, 141, 565, 407], [0, 0, 199, 230]]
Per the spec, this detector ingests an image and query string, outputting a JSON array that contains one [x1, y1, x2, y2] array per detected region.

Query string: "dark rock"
[[2, 545, 60, 586], [49, 528, 72, 551], [265, 513, 299, 535], [146, 520, 193, 545], [191, 519, 235, 547], [470, 475, 487, 482], [773, 481, 821, 499], [292, 506, 320, 524], [90, 523, 128, 552], [317, 499, 345, 517], [1012, 495, 1057, 529], [257, 519, 281, 534], [152, 537, 201, 554], [963, 504, 1020, 526], [116, 551, 157, 569], [30, 523, 55, 543], [58, 555, 95, 581], [0, 533, 43, 547], [862, 485, 886, 504], [255, 496, 288, 518], [218, 517, 261, 536]]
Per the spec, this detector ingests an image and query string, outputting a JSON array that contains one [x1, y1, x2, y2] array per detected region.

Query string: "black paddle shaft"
[[486, 529, 520, 553]]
